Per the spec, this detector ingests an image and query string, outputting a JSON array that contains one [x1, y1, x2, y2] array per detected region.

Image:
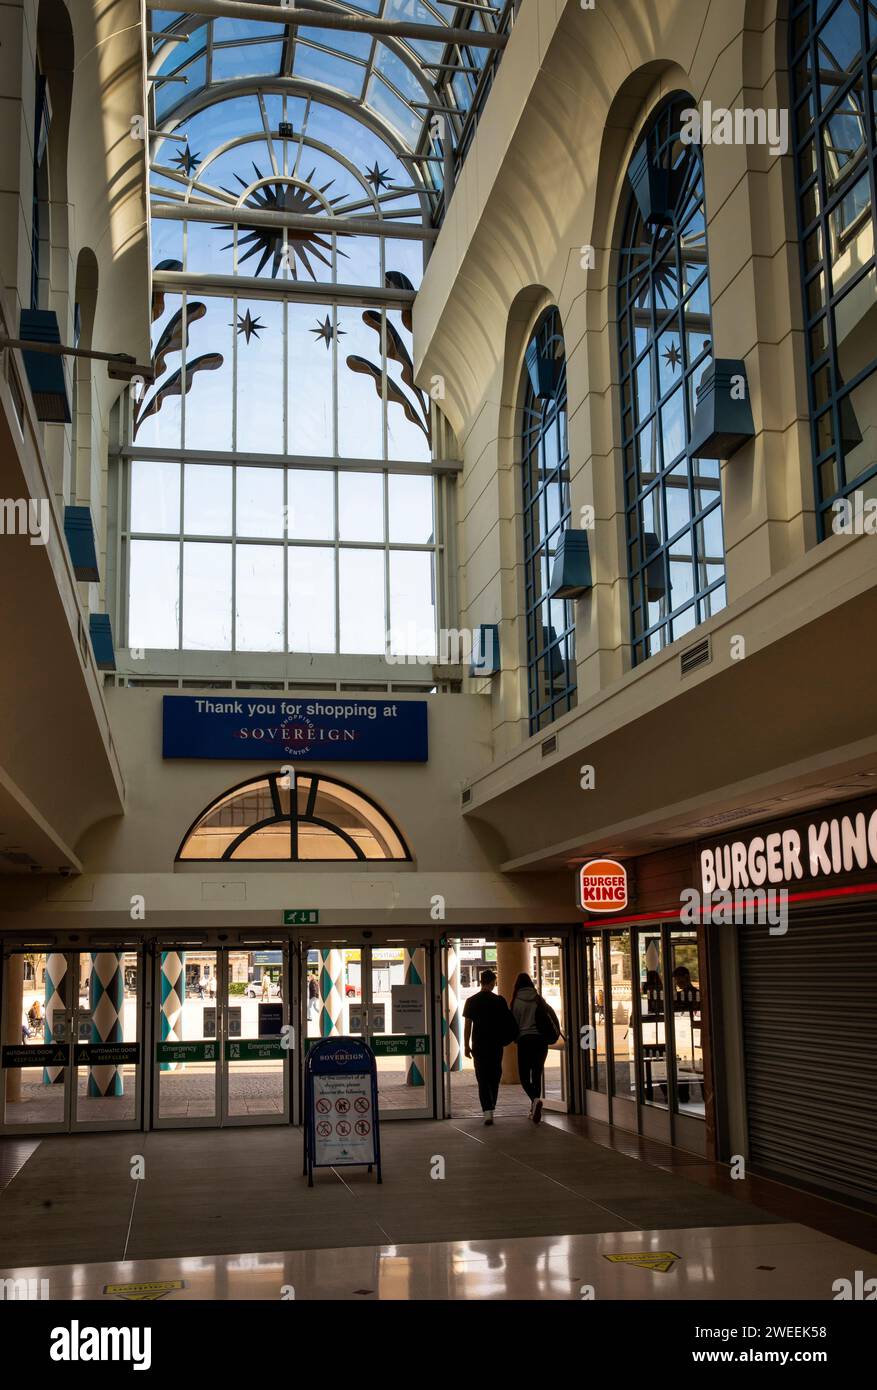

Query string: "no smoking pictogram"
[[316, 1097, 331, 1114]]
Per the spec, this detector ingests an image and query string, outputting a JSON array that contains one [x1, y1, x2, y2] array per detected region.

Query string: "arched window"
[[618, 94, 726, 666], [176, 772, 411, 862], [126, 5, 511, 669], [520, 308, 577, 735], [790, 0, 877, 533]]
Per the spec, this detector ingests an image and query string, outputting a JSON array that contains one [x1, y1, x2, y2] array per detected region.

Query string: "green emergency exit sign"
[[283, 909, 319, 925]]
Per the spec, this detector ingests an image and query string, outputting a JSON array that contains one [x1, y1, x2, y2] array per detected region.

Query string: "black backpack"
[[499, 1001, 519, 1046], [534, 997, 562, 1044]]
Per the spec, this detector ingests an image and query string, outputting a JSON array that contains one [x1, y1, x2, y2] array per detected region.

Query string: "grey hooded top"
[[511, 985, 541, 1039]]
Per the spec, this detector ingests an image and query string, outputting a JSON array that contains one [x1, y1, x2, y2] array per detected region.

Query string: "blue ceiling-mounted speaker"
[[469, 624, 500, 677], [549, 529, 592, 600], [64, 506, 100, 582], [689, 359, 756, 459], [89, 613, 116, 672], [19, 309, 71, 422]]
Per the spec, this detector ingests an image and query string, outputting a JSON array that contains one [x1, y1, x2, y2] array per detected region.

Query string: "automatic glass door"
[[221, 948, 289, 1125], [1, 948, 144, 1134], [153, 945, 290, 1128], [302, 942, 433, 1120]]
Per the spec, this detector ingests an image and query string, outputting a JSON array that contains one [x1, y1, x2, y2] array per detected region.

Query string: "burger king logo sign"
[[578, 859, 628, 913]]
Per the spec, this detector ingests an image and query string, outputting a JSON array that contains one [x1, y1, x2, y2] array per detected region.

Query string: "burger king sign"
[[578, 859, 628, 914]]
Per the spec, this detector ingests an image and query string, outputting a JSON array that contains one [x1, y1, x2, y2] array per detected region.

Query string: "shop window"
[[636, 931, 669, 1109], [519, 308, 577, 734], [585, 926, 704, 1122], [176, 771, 410, 862], [617, 93, 726, 665], [790, 0, 877, 532], [668, 930, 704, 1118], [609, 930, 635, 1099]]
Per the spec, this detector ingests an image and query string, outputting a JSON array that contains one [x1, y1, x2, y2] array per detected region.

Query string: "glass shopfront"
[[580, 923, 707, 1154]]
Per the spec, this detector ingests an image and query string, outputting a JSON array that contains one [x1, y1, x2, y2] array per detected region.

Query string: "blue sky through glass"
[[133, 5, 492, 657]]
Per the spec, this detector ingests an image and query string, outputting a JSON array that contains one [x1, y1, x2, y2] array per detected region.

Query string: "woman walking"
[[510, 973, 559, 1124]]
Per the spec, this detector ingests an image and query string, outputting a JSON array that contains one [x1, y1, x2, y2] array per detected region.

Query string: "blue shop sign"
[[162, 695, 428, 763]]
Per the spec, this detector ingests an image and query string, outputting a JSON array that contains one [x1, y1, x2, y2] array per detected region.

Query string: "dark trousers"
[[517, 1035, 549, 1101], [472, 1046, 503, 1112]]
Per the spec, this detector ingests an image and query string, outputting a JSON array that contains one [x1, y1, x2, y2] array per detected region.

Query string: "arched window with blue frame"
[[790, 0, 877, 533], [520, 308, 577, 735], [617, 94, 726, 666]]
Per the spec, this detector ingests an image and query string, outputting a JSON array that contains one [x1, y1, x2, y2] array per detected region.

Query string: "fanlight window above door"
[[176, 771, 411, 862]]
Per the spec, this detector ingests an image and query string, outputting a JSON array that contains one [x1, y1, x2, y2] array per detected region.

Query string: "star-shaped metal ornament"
[[233, 310, 265, 344], [663, 341, 682, 372], [365, 161, 391, 193], [171, 144, 201, 177], [310, 314, 344, 350]]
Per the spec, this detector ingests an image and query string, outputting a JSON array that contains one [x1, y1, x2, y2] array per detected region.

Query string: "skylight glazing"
[[120, 4, 497, 666]]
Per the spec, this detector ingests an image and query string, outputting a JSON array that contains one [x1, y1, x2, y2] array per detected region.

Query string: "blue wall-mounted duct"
[[689, 359, 756, 459], [19, 309, 71, 422], [63, 506, 99, 582], [628, 142, 673, 228], [524, 336, 564, 401], [89, 613, 116, 672], [549, 529, 592, 600]]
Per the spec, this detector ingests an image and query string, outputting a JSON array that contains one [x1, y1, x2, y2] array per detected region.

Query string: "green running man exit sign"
[[283, 910, 319, 925]]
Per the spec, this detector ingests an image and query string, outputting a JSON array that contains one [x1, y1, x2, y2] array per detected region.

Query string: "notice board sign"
[[162, 695, 428, 763], [2, 1044, 68, 1069], [391, 984, 424, 1035], [259, 1002, 283, 1038], [303, 1038, 382, 1187]]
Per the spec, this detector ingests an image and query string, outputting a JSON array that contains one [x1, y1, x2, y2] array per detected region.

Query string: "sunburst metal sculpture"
[[215, 164, 348, 280]]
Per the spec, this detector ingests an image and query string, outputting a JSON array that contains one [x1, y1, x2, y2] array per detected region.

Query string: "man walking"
[[463, 969, 516, 1126]]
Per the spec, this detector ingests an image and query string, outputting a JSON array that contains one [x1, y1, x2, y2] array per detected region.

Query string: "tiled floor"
[[0, 1138, 40, 1192], [1, 1115, 874, 1300], [2, 1223, 875, 1301]]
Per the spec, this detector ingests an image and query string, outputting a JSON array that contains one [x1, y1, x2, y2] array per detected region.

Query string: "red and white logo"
[[578, 859, 628, 913]]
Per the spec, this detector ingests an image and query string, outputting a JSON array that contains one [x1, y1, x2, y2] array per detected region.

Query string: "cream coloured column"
[[496, 940, 529, 1085]]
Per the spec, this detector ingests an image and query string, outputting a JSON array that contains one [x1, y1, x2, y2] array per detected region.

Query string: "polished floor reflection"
[[2, 1223, 876, 1300], [2, 1114, 875, 1303]]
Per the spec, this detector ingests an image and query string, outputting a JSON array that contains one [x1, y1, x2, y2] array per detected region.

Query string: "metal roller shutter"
[[739, 903, 877, 1211]]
